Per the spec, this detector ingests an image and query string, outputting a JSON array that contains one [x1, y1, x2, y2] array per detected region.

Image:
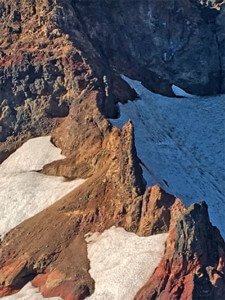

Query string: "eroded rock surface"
[[1, 0, 225, 148], [135, 202, 225, 300], [0, 93, 187, 298], [0, 101, 145, 298], [1, 0, 225, 299]]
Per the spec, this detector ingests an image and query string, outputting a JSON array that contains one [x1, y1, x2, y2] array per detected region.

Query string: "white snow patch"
[[172, 84, 195, 98], [0, 137, 85, 238], [85, 226, 167, 300], [111, 76, 225, 237], [0, 136, 65, 173], [2, 282, 62, 300]]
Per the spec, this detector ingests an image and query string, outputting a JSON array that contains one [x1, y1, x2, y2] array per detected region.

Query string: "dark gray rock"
[[67, 0, 221, 96]]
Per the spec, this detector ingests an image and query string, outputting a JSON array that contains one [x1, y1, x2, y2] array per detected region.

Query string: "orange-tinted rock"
[[135, 202, 225, 300], [0, 287, 18, 298], [0, 98, 145, 298], [0, 257, 36, 292], [138, 186, 186, 235], [1, 2, 225, 299], [32, 271, 90, 300]]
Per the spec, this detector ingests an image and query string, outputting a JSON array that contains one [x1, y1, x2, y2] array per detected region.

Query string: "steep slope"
[[1, 0, 225, 151], [135, 202, 225, 300], [0, 110, 146, 298], [111, 77, 225, 237], [0, 0, 135, 149], [0, 106, 186, 298], [0, 0, 225, 299], [69, 0, 221, 95]]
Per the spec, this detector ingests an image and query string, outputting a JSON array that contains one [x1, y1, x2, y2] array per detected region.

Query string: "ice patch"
[[85, 226, 167, 300], [2, 282, 62, 299], [111, 76, 225, 237], [172, 84, 195, 98], [0, 136, 85, 238]]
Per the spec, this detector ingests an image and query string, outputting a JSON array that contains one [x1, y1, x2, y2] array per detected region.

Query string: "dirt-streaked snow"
[[111, 76, 225, 237], [2, 282, 62, 300], [0, 136, 85, 238], [85, 226, 167, 300]]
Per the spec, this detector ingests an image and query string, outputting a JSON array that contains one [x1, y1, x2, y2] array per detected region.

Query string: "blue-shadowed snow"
[[172, 84, 195, 98], [111, 76, 225, 237], [0, 136, 85, 238], [2, 282, 62, 300], [86, 226, 167, 300]]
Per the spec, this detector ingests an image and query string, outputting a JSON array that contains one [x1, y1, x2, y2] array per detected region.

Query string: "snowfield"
[[86, 226, 167, 300], [111, 77, 225, 237], [0, 136, 85, 238], [2, 282, 62, 300], [0, 136, 65, 173]]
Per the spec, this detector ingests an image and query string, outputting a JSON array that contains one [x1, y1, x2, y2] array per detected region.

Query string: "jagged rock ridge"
[[135, 202, 225, 300], [1, 0, 225, 148], [0, 0, 225, 299]]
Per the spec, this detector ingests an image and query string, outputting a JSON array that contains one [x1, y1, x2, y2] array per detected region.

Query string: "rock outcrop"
[[1, 0, 225, 149], [0, 108, 185, 299], [0, 0, 136, 148], [0, 97, 145, 298], [138, 186, 186, 236], [135, 202, 225, 300], [0, 0, 225, 299], [69, 0, 221, 96]]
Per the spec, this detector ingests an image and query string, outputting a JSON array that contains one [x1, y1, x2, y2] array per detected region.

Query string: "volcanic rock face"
[[0, 118, 185, 299], [135, 202, 225, 300], [0, 105, 145, 298], [0, 0, 94, 148], [0, 0, 225, 299], [1, 0, 225, 149], [70, 0, 221, 96], [138, 186, 186, 236], [0, 0, 136, 150]]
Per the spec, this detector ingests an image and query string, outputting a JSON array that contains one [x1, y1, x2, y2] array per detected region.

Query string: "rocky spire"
[[135, 202, 225, 300]]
